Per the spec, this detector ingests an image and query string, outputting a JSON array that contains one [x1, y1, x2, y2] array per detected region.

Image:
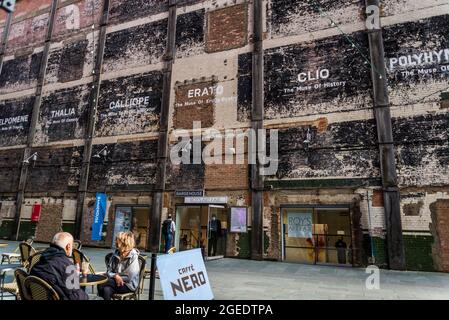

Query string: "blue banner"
[[91, 192, 107, 241]]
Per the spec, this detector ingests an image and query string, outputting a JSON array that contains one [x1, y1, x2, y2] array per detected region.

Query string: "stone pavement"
[[1, 240, 449, 300]]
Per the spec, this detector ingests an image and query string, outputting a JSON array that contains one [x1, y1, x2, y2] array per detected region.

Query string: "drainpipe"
[[365, 0, 405, 270]]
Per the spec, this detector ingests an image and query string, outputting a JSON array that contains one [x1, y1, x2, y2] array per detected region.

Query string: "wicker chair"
[[14, 269, 30, 300], [24, 276, 60, 300], [1, 239, 32, 265], [112, 255, 146, 300], [72, 248, 95, 274], [1, 275, 19, 299], [73, 240, 82, 250], [19, 242, 36, 269], [27, 252, 43, 273]]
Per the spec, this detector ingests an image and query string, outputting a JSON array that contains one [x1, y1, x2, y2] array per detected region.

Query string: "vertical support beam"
[[250, 0, 264, 260], [74, 0, 110, 240], [0, 11, 13, 74], [149, 0, 177, 253], [13, 0, 59, 240], [365, 0, 405, 270]]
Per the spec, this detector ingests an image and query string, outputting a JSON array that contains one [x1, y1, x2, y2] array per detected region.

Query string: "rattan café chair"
[[19, 242, 36, 269], [1, 238, 33, 265], [73, 240, 82, 250], [24, 276, 60, 300], [26, 252, 43, 273], [14, 268, 31, 300]]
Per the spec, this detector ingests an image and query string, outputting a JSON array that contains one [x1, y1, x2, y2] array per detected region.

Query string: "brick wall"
[[35, 203, 64, 242], [206, 4, 248, 53], [430, 200, 449, 272]]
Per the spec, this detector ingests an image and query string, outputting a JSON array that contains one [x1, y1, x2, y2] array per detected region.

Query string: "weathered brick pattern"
[[108, 0, 168, 25], [204, 163, 248, 190], [394, 114, 449, 187], [372, 190, 384, 207], [88, 140, 158, 191], [206, 4, 248, 53], [45, 38, 90, 84], [430, 200, 449, 272], [166, 163, 205, 191], [34, 84, 90, 144], [272, 120, 380, 180], [0, 52, 42, 94], [6, 12, 49, 54], [103, 19, 167, 73], [53, 0, 103, 40], [0, 96, 34, 147], [25, 147, 83, 192], [176, 10, 205, 58], [96, 71, 163, 137], [0, 149, 22, 193], [35, 203, 64, 242], [269, 0, 363, 38]]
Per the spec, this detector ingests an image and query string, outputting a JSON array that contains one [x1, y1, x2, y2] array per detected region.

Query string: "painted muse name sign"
[[109, 95, 152, 110], [47, 108, 78, 126], [282, 68, 346, 93], [0, 115, 28, 126], [388, 48, 449, 70], [388, 48, 449, 78]]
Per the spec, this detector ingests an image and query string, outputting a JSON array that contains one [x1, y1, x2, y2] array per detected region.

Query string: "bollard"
[[148, 253, 157, 300]]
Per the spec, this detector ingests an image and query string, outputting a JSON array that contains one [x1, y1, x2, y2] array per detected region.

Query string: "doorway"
[[112, 205, 150, 251], [281, 205, 353, 266], [175, 205, 228, 259]]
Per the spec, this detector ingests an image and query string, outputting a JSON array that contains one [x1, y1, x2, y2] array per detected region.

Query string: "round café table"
[[79, 274, 108, 287]]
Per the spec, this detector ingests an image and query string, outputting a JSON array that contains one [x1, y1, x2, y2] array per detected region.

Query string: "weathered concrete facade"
[[0, 0, 448, 272]]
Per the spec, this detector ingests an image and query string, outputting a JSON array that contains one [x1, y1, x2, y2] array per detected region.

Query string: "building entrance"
[[281, 206, 353, 266], [175, 205, 228, 259], [112, 205, 150, 251]]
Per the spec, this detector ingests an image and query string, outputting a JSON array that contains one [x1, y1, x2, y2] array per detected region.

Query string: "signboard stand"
[[148, 253, 157, 300]]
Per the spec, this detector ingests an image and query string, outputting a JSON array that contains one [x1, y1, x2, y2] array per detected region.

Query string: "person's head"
[[212, 214, 216, 221], [339, 236, 344, 241], [115, 231, 135, 255], [168, 214, 172, 220], [52, 232, 74, 257]]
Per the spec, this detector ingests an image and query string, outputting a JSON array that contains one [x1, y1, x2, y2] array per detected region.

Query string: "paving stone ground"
[[1, 241, 449, 300]]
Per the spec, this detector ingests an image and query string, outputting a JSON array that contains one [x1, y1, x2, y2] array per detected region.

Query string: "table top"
[[0, 264, 20, 274], [0, 243, 8, 248], [79, 274, 108, 287]]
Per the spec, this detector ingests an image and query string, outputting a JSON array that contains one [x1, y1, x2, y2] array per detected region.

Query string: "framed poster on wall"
[[112, 206, 132, 247], [230, 207, 247, 233]]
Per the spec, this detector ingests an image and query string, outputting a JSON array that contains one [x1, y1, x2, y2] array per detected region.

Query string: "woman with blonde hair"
[[97, 231, 140, 300]]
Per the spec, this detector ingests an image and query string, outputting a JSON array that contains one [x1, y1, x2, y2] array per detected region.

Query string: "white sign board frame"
[[156, 248, 214, 300]]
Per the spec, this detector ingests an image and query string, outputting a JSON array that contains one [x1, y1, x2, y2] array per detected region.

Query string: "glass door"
[[282, 206, 352, 266], [207, 205, 228, 258], [175, 206, 202, 252]]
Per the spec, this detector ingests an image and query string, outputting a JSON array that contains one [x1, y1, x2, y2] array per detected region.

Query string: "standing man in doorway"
[[335, 236, 348, 264], [162, 214, 176, 253], [208, 214, 222, 257]]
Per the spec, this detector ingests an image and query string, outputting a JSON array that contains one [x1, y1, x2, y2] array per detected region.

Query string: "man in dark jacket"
[[30, 232, 89, 300]]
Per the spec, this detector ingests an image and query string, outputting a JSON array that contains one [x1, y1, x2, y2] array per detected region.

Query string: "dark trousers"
[[97, 278, 132, 300], [208, 232, 218, 256], [164, 233, 173, 253]]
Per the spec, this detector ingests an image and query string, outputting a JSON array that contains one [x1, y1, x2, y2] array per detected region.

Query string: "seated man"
[[30, 232, 89, 300]]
